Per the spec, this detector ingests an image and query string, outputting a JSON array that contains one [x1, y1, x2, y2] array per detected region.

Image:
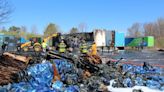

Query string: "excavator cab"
[[20, 37, 42, 52], [32, 37, 42, 52]]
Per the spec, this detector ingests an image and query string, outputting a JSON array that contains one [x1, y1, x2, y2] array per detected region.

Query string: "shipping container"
[[143, 36, 154, 47], [94, 30, 106, 47], [125, 36, 154, 47], [114, 31, 125, 47], [105, 31, 112, 46], [125, 37, 143, 47], [125, 38, 134, 46]]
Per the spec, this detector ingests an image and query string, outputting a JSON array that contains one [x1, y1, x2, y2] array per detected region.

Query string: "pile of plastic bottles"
[[53, 59, 82, 85], [0, 59, 164, 91], [0, 60, 80, 92], [122, 64, 164, 91], [122, 64, 161, 75]]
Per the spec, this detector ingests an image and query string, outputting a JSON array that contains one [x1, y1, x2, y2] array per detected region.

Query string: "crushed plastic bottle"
[[52, 80, 63, 91], [135, 77, 144, 86], [146, 80, 161, 89], [123, 77, 133, 87], [160, 85, 164, 91]]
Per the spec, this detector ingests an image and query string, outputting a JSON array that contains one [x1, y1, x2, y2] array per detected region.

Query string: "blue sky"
[[1, 0, 164, 34]]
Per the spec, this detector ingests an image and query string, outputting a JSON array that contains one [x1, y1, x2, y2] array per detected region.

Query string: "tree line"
[[127, 18, 164, 48], [0, 23, 80, 39]]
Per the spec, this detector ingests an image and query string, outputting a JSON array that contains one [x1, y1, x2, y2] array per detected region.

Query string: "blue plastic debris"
[[122, 64, 133, 71], [53, 59, 74, 74], [11, 82, 34, 92], [153, 67, 161, 74], [122, 64, 161, 75], [27, 62, 53, 87], [0, 58, 163, 91], [135, 77, 144, 86], [5, 60, 80, 92], [0, 87, 7, 92], [123, 77, 133, 87], [146, 80, 161, 89], [52, 80, 63, 91], [134, 66, 146, 74], [159, 76, 164, 84], [160, 86, 164, 91]]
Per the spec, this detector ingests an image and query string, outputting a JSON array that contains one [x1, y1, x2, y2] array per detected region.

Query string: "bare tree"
[[143, 18, 164, 39], [0, 0, 13, 24], [31, 25, 38, 34], [20, 26, 27, 38], [144, 23, 154, 36], [20, 26, 27, 32], [78, 23, 87, 32], [157, 18, 164, 37], [127, 23, 143, 37], [144, 23, 159, 38]]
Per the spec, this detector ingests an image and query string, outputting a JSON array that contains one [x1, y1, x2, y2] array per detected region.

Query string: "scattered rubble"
[[0, 55, 27, 85], [0, 52, 164, 92]]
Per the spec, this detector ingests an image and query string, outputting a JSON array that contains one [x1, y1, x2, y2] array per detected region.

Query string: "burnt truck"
[[63, 30, 125, 50], [63, 32, 94, 48]]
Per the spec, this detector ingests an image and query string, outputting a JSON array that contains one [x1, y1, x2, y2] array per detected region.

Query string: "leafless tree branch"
[[0, 0, 13, 24]]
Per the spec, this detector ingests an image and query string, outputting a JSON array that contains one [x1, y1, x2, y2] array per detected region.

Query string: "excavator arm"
[[21, 41, 31, 48], [20, 41, 32, 52], [43, 33, 58, 43]]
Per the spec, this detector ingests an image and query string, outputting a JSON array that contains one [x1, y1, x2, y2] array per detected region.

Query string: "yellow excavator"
[[20, 33, 59, 52]]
